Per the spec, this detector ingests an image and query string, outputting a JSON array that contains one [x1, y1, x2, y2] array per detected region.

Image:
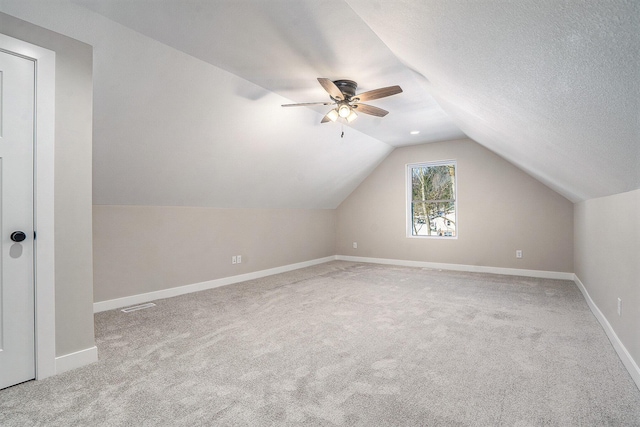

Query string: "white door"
[[0, 49, 35, 389]]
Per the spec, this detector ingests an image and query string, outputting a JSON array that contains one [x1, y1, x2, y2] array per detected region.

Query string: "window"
[[407, 161, 457, 237]]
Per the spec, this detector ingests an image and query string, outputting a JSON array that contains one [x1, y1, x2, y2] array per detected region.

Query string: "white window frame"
[[406, 160, 458, 239]]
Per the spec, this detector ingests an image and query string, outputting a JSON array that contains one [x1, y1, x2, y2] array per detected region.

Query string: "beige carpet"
[[1, 261, 639, 426]]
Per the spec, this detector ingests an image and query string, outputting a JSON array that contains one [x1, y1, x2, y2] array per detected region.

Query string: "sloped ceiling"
[[346, 0, 640, 202], [1, 0, 638, 206]]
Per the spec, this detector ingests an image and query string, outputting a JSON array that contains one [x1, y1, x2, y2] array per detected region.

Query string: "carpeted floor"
[[1, 261, 639, 426]]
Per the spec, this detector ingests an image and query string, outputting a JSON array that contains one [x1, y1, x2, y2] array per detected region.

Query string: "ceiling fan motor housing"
[[333, 80, 358, 99]]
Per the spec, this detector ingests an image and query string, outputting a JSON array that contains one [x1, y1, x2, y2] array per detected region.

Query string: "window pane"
[[411, 165, 455, 203], [411, 201, 456, 236]]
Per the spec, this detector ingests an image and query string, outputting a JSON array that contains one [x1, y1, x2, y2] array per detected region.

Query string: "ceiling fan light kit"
[[326, 109, 339, 122], [338, 104, 351, 118], [282, 78, 402, 124]]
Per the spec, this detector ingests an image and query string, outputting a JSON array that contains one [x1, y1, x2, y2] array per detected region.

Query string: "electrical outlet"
[[232, 256, 237, 264], [516, 250, 523, 259], [353, 242, 357, 249], [237, 255, 242, 264], [618, 298, 622, 316]]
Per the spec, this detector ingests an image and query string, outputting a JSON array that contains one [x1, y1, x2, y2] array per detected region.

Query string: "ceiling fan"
[[282, 78, 403, 123]]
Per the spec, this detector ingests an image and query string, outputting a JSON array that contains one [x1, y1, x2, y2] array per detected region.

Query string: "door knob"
[[10, 231, 27, 242]]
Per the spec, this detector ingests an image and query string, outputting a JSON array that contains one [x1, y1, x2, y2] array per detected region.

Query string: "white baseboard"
[[336, 255, 574, 280], [55, 346, 98, 375], [96, 255, 571, 313], [573, 275, 640, 390], [94, 256, 337, 313]]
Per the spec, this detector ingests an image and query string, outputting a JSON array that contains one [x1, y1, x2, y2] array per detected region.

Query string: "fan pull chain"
[[341, 123, 344, 138]]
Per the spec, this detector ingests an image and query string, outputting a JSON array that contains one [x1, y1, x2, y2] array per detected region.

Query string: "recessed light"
[[410, 130, 420, 135]]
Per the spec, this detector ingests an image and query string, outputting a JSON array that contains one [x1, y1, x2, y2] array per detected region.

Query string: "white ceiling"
[[1, 0, 638, 206], [73, 0, 466, 147], [347, 0, 640, 202]]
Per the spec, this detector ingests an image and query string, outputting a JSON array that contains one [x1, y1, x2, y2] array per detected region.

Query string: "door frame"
[[0, 33, 56, 380]]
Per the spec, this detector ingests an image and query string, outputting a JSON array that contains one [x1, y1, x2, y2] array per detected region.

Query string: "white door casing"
[[0, 33, 56, 383], [0, 49, 35, 389]]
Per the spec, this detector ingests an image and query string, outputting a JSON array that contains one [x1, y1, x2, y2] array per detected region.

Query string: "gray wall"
[[0, 13, 95, 356], [574, 189, 640, 368], [337, 139, 574, 273], [93, 206, 336, 302]]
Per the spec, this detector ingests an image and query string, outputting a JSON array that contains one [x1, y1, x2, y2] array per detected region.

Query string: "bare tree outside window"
[[408, 161, 456, 237]]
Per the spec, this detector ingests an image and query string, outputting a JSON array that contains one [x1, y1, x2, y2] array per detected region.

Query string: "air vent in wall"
[[121, 302, 156, 313]]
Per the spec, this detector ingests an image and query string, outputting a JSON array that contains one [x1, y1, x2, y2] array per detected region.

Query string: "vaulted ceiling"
[[1, 0, 638, 206]]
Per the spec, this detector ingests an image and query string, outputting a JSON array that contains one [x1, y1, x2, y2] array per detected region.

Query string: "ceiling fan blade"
[[353, 103, 389, 117], [354, 85, 403, 102], [317, 78, 344, 101], [281, 101, 334, 107]]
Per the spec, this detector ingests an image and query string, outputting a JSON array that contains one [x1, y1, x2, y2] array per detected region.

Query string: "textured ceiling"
[[346, 0, 640, 201], [1, 0, 638, 206]]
